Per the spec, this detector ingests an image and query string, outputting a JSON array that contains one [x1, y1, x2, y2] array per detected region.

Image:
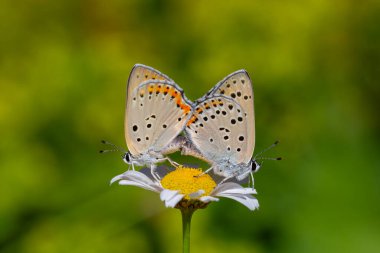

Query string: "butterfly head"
[[123, 151, 132, 164], [250, 159, 261, 173]]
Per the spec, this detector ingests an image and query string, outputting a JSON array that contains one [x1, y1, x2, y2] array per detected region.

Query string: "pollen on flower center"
[[161, 167, 216, 200]]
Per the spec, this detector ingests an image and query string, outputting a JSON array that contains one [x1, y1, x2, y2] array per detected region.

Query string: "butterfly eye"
[[251, 161, 257, 172], [123, 153, 131, 163], [251, 161, 261, 172]]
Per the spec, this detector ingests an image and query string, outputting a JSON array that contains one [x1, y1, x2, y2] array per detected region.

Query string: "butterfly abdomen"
[[181, 140, 212, 164]]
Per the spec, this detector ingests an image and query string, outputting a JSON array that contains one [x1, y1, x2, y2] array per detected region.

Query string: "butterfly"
[[182, 70, 267, 184], [123, 64, 193, 179]]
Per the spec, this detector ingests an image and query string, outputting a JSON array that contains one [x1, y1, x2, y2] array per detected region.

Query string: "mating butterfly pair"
[[115, 64, 269, 183]]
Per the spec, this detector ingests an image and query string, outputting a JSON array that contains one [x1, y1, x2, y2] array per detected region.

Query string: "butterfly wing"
[[127, 64, 174, 97], [125, 64, 175, 155], [185, 96, 250, 165], [204, 70, 255, 160], [126, 80, 192, 156]]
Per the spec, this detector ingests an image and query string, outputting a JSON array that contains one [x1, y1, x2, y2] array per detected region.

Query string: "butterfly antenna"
[[254, 140, 280, 160], [99, 140, 127, 154], [256, 157, 282, 161]]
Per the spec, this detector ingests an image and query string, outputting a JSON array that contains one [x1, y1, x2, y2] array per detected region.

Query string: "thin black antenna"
[[254, 140, 280, 160], [99, 149, 119, 154], [256, 157, 282, 161], [99, 140, 126, 154]]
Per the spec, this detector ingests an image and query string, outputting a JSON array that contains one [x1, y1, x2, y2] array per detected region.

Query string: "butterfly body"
[[123, 150, 164, 167], [184, 70, 258, 182], [124, 64, 192, 176]]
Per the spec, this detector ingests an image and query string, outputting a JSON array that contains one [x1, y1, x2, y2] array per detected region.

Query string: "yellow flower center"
[[161, 167, 216, 200]]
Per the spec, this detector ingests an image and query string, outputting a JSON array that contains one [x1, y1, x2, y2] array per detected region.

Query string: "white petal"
[[126, 170, 159, 185], [188, 190, 205, 199], [217, 193, 259, 211], [110, 173, 126, 185], [213, 182, 257, 195], [219, 187, 257, 195], [111, 170, 162, 192], [160, 189, 178, 201], [165, 194, 184, 208], [118, 180, 161, 192], [213, 182, 244, 193], [160, 189, 184, 208], [199, 196, 219, 203]]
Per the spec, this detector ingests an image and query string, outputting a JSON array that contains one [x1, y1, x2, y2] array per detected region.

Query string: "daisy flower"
[[110, 166, 259, 211], [111, 166, 259, 253]]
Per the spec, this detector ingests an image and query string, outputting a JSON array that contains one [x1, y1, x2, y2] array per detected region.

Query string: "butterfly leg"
[[150, 163, 162, 181], [155, 156, 181, 168], [218, 175, 234, 185], [131, 162, 136, 171], [249, 172, 255, 188], [166, 157, 181, 168], [195, 166, 214, 178]]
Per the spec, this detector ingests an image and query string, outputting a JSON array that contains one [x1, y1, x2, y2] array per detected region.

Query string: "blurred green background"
[[1, 0, 379, 252]]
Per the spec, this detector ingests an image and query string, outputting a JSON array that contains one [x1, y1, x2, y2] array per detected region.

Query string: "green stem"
[[181, 208, 194, 253]]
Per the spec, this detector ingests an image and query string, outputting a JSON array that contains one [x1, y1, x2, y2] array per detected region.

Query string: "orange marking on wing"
[[181, 103, 191, 114], [152, 84, 166, 94], [149, 85, 189, 113], [169, 87, 176, 97], [196, 107, 203, 113], [187, 115, 198, 126], [174, 95, 191, 114], [151, 73, 166, 81], [175, 96, 182, 106], [212, 101, 218, 107]]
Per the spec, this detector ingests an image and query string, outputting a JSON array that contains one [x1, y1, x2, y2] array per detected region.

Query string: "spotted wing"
[[185, 96, 250, 165], [202, 70, 255, 160], [127, 64, 174, 108], [125, 80, 192, 156]]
